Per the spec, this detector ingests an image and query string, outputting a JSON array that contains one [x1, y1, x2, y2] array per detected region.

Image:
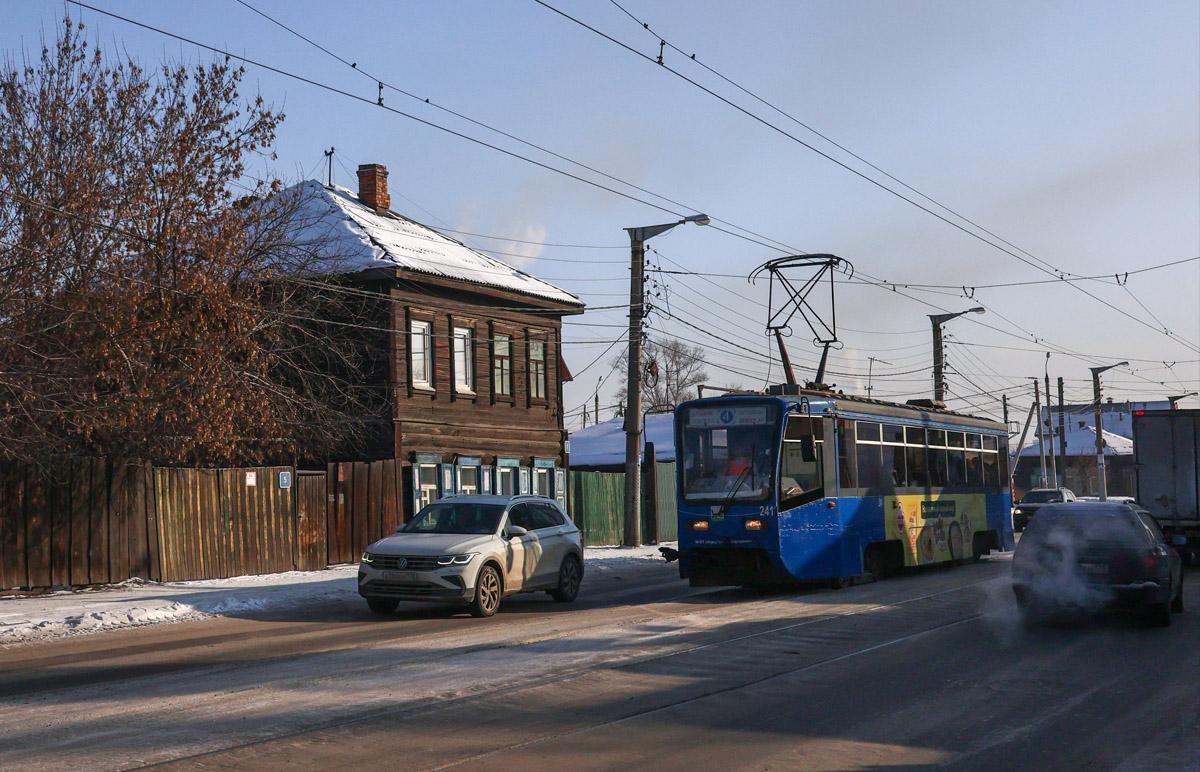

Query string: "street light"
[[622, 214, 709, 547], [1089, 360, 1129, 501], [928, 307, 985, 403]]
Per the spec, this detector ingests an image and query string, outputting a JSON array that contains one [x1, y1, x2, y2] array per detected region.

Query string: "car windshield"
[[402, 503, 505, 535], [1021, 504, 1148, 546], [1021, 490, 1063, 503]]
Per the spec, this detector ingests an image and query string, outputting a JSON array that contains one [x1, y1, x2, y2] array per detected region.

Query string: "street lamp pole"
[[1090, 361, 1128, 501], [928, 308, 985, 403], [622, 214, 709, 547]]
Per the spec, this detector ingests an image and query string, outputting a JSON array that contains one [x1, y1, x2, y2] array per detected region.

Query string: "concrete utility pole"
[[622, 214, 709, 547], [1031, 378, 1048, 488], [928, 308, 985, 403], [1090, 361, 1128, 501], [1044, 354, 1057, 488], [1057, 376, 1067, 485], [1012, 402, 1039, 490]]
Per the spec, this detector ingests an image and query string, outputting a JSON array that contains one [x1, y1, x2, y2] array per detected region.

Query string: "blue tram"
[[674, 390, 1014, 587]]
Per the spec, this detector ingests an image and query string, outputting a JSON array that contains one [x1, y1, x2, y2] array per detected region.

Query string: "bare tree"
[[612, 336, 709, 410], [0, 20, 384, 465]]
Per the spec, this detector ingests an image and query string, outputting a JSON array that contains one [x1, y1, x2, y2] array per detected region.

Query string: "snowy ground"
[[0, 543, 675, 645]]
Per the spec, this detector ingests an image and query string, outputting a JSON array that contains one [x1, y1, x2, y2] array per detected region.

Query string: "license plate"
[[1080, 562, 1108, 578], [382, 571, 418, 582]]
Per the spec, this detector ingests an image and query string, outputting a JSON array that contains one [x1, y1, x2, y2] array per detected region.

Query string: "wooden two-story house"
[[289, 163, 585, 516]]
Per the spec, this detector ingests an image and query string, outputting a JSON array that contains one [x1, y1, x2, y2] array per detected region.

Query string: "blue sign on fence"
[[279, 470, 292, 490]]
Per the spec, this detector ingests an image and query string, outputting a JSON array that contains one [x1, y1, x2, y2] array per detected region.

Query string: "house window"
[[529, 339, 546, 400], [458, 465, 479, 495], [533, 468, 551, 497], [417, 464, 438, 509], [452, 326, 474, 393], [410, 320, 432, 388], [493, 334, 512, 396], [497, 467, 516, 495]]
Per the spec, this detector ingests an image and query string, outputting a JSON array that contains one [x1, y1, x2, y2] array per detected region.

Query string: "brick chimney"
[[356, 163, 390, 212]]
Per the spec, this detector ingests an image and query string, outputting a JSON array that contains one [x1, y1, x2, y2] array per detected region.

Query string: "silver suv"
[[358, 495, 584, 617]]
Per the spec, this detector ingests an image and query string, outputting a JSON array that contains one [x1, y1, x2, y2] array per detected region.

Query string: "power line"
[[538, 0, 1198, 352]]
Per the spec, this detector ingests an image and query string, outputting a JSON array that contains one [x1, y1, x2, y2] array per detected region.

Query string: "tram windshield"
[[679, 402, 779, 502]]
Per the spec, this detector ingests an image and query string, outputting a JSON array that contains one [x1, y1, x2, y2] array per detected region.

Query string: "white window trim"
[[452, 326, 475, 394], [410, 320, 433, 389]]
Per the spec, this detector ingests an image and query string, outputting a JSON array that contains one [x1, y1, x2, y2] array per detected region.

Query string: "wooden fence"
[[1, 457, 679, 590], [566, 462, 677, 547], [0, 460, 156, 591]]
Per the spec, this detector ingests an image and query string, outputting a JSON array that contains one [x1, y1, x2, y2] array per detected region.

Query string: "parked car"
[[1013, 487, 1077, 530], [1012, 502, 1183, 626], [358, 495, 584, 618]]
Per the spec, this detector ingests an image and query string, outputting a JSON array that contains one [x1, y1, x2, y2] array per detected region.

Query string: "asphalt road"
[[1, 555, 1197, 771]]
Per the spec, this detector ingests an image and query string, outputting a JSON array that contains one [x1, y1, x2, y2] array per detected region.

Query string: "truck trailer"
[[1133, 408, 1200, 563]]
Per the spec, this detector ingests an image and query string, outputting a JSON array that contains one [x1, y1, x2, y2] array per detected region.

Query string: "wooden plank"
[[366, 461, 383, 546], [352, 463, 369, 556], [25, 469, 51, 588], [48, 466, 71, 587], [89, 460, 110, 585], [331, 463, 350, 564], [144, 465, 161, 582], [128, 462, 149, 579], [108, 463, 130, 582], [380, 460, 400, 535], [69, 460, 91, 586], [295, 473, 326, 571], [0, 464, 27, 589]]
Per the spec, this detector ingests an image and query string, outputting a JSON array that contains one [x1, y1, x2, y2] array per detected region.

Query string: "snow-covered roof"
[[283, 180, 582, 306], [569, 414, 676, 468], [1017, 423, 1133, 457]]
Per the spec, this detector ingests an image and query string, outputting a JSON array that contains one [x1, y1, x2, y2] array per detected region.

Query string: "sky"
[[3, 0, 1198, 429]]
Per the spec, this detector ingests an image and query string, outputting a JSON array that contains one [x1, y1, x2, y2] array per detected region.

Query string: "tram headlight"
[[690, 520, 710, 531], [745, 518, 764, 531]]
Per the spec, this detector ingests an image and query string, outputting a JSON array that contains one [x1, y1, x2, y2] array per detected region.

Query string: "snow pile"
[[0, 547, 675, 644], [284, 180, 582, 306]]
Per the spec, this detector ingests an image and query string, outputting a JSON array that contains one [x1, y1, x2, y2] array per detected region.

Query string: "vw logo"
[[720, 409, 734, 424], [395, 557, 407, 569]]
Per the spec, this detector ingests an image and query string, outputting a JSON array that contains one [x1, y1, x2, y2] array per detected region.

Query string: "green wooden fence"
[[568, 462, 677, 547]]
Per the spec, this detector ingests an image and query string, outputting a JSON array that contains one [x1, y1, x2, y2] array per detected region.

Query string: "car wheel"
[[1146, 601, 1172, 627], [366, 598, 398, 614], [551, 555, 583, 603], [470, 564, 502, 618], [1171, 579, 1184, 614]]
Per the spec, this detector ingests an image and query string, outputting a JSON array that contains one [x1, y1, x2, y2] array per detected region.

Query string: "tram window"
[[883, 424, 905, 444], [906, 427, 926, 446], [947, 449, 966, 486], [856, 422, 881, 442], [905, 444, 929, 487], [838, 420, 856, 488], [927, 429, 946, 447], [966, 433, 982, 449], [947, 431, 965, 448], [965, 450, 982, 485], [928, 447, 949, 486], [982, 451, 999, 486], [982, 435, 998, 451], [781, 416, 823, 507], [857, 444, 882, 491], [882, 444, 903, 491], [997, 439, 1010, 480]]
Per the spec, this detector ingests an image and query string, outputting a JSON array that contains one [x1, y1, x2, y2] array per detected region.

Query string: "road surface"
[[1, 555, 1197, 770]]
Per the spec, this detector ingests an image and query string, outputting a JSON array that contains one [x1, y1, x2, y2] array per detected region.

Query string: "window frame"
[[409, 319, 433, 389], [492, 332, 513, 398], [452, 325, 475, 394], [528, 337, 547, 401]]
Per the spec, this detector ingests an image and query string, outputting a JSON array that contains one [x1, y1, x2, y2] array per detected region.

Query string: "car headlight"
[[1014, 508, 1023, 515], [437, 553, 477, 566], [361, 552, 374, 563]]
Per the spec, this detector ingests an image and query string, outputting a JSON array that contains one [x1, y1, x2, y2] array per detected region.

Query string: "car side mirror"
[[507, 525, 528, 539], [800, 437, 816, 463]]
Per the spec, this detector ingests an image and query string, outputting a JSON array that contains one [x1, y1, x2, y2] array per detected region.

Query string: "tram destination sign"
[[686, 405, 771, 428]]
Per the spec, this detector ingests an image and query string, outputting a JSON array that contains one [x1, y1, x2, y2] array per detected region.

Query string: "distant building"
[[1012, 399, 1169, 497], [568, 414, 676, 471]]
